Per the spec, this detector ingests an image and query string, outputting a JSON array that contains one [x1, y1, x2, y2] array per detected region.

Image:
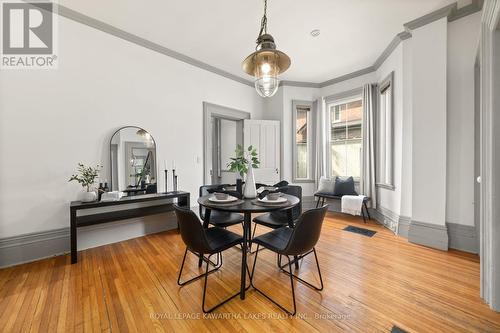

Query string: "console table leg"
[[70, 209, 77, 264]]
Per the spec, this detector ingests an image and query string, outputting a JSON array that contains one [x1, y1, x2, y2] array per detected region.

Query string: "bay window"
[[376, 71, 394, 189], [292, 100, 314, 182], [327, 96, 363, 180]]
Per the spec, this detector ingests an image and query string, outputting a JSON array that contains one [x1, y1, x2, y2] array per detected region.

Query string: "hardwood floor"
[[1, 212, 499, 332]]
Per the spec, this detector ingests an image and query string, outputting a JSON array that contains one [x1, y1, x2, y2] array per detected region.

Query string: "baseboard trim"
[[0, 210, 185, 268], [370, 206, 399, 233], [408, 220, 449, 251], [398, 216, 411, 238], [446, 222, 478, 253], [0, 227, 70, 268]]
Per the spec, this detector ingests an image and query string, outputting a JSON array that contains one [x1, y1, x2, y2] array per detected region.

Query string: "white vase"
[[243, 162, 257, 199], [79, 190, 97, 202]]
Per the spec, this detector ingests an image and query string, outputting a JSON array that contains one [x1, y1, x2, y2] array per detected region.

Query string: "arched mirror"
[[110, 126, 157, 195]]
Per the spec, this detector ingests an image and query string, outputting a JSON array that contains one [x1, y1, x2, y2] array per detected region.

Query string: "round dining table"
[[197, 193, 300, 300]]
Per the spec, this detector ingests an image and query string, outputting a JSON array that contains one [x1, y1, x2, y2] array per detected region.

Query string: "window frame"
[[325, 91, 363, 182], [292, 100, 315, 183], [376, 71, 395, 190]]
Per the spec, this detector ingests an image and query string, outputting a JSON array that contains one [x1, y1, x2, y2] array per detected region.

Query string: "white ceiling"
[[60, 0, 466, 83]]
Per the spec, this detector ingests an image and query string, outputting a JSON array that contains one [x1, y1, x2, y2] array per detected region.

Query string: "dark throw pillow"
[[333, 176, 357, 196]]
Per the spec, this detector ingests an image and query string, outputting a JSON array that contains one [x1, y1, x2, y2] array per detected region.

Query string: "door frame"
[[203, 102, 251, 185]]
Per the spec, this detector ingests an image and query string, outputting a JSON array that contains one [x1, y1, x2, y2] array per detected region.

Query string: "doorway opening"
[[203, 102, 250, 185]]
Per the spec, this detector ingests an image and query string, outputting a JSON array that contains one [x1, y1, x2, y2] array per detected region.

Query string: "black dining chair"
[[249, 205, 328, 315], [251, 185, 302, 249], [199, 185, 244, 228], [174, 205, 244, 313]]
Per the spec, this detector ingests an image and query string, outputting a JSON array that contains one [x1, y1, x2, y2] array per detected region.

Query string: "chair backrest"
[[283, 205, 328, 256], [198, 184, 229, 219], [174, 205, 211, 254], [270, 185, 302, 221]]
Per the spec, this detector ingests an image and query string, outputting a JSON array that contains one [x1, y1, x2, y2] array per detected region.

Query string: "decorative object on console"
[[101, 191, 124, 202], [68, 163, 102, 202], [164, 169, 168, 192], [97, 182, 104, 201], [227, 145, 260, 199], [174, 174, 178, 192], [242, 0, 291, 97]]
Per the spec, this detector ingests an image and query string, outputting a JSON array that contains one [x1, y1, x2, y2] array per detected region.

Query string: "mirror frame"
[[109, 126, 157, 192]]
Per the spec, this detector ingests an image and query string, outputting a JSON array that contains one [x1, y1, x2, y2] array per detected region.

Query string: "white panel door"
[[243, 120, 280, 184]]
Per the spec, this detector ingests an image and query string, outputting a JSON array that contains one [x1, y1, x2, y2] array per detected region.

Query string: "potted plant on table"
[[69, 163, 102, 202], [227, 145, 260, 198]]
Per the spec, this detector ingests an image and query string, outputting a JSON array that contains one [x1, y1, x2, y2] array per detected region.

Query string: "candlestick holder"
[[164, 170, 168, 193], [172, 169, 177, 192]]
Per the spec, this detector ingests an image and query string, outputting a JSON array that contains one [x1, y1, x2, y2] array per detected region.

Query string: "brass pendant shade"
[[242, 1, 290, 97], [242, 35, 291, 77]]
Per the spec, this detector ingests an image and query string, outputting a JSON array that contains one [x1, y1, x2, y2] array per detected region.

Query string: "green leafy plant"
[[69, 163, 102, 192], [227, 144, 260, 178]]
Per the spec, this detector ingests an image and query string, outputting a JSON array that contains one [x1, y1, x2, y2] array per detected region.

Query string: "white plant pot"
[[79, 190, 97, 202], [243, 162, 257, 199]]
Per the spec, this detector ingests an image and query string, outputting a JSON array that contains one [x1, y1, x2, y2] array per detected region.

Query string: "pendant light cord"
[[256, 0, 268, 43]]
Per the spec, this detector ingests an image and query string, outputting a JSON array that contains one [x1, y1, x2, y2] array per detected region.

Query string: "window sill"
[[376, 183, 395, 191]]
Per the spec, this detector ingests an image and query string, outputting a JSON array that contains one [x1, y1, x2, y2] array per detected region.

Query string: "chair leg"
[[201, 253, 242, 313], [278, 248, 324, 291], [250, 245, 297, 316], [195, 252, 220, 267], [361, 208, 367, 223], [249, 223, 264, 255], [315, 197, 320, 208], [364, 201, 371, 220], [177, 248, 222, 286]]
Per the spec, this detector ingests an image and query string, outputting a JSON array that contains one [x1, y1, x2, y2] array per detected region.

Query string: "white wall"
[[446, 12, 481, 226], [411, 17, 448, 226], [0, 16, 263, 245]]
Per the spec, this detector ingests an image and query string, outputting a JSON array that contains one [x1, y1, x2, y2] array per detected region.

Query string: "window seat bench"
[[314, 193, 371, 223]]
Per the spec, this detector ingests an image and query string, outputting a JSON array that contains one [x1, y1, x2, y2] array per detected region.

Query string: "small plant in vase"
[[69, 163, 102, 202], [227, 145, 260, 198]]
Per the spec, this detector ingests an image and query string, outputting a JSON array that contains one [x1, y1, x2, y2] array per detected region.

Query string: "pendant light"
[[242, 0, 290, 97]]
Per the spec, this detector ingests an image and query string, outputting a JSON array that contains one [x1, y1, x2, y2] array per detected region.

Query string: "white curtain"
[[314, 98, 328, 189], [361, 84, 377, 208]]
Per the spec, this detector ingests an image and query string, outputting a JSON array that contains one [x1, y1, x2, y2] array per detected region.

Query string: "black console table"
[[69, 191, 190, 264]]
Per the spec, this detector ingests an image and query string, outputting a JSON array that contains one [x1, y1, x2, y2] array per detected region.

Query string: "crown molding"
[[279, 80, 320, 88], [29, 1, 483, 91], [318, 66, 375, 88], [373, 31, 412, 70], [404, 3, 456, 31], [449, 2, 483, 22]]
